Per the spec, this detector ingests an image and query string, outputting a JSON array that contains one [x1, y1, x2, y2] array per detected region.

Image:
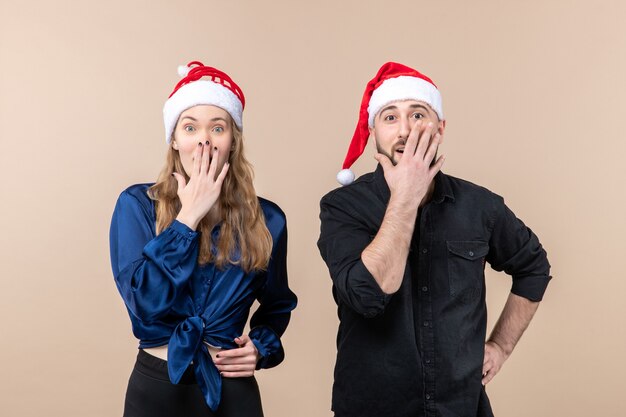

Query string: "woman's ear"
[[172, 140, 179, 150]]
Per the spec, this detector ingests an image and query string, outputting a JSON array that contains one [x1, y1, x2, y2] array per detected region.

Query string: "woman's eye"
[[184, 125, 195, 132], [213, 126, 224, 133]]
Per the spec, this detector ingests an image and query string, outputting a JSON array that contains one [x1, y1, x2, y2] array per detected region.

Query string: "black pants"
[[123, 349, 264, 417]]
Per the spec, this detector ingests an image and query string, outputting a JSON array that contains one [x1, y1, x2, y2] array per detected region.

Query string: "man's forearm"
[[488, 292, 540, 356], [361, 195, 419, 294]]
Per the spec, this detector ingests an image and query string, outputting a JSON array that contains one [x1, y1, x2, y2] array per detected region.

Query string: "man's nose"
[[398, 116, 410, 138]]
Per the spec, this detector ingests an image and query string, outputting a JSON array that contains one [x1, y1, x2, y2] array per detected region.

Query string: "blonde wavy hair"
[[148, 118, 272, 272]]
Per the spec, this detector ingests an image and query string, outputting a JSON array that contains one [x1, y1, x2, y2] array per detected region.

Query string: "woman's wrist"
[[176, 209, 200, 231]]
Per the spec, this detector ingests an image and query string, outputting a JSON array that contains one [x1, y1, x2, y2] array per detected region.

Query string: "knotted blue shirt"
[[110, 184, 297, 411]]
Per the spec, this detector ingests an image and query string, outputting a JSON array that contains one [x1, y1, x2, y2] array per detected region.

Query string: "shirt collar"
[[373, 163, 455, 204]]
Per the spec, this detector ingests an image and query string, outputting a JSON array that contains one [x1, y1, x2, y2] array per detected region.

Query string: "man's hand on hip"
[[482, 340, 509, 385]]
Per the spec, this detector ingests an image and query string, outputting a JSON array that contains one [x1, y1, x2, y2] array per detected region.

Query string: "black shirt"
[[317, 165, 551, 417]]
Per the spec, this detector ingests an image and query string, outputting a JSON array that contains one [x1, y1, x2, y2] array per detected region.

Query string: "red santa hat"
[[163, 61, 245, 143], [337, 62, 444, 185]]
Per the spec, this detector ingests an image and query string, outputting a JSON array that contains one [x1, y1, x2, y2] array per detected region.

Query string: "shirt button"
[[468, 251, 474, 256], [422, 248, 428, 254], [423, 321, 429, 327], [421, 286, 428, 292], [425, 394, 431, 400]]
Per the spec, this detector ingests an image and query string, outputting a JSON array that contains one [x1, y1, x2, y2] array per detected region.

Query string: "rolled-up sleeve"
[[487, 196, 551, 301], [317, 194, 393, 318], [249, 217, 297, 369], [109, 189, 199, 322]]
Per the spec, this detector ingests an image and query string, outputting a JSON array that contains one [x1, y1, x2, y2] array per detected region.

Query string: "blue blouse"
[[109, 184, 297, 411]]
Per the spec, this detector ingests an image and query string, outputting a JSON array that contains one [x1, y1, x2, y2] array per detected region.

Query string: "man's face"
[[370, 99, 445, 164]]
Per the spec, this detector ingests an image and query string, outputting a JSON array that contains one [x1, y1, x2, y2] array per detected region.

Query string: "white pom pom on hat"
[[337, 62, 443, 186], [177, 65, 191, 78], [336, 169, 355, 186], [163, 61, 246, 144]]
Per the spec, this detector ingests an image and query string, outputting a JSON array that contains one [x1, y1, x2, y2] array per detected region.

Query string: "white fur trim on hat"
[[163, 80, 243, 143], [367, 76, 443, 126]]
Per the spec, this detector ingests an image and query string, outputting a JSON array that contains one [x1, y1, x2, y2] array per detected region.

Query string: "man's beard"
[[375, 140, 439, 167]]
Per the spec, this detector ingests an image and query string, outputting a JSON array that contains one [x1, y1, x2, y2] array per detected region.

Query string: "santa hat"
[[163, 61, 245, 143], [337, 62, 444, 185]]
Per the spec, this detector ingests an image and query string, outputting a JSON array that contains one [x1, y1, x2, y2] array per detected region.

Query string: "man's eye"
[[384, 115, 396, 121], [184, 125, 195, 132], [412, 113, 424, 119]]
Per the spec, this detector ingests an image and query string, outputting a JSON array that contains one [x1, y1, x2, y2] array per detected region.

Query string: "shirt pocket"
[[447, 240, 489, 301]]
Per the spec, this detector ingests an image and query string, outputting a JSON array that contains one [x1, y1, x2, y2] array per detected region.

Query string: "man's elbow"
[[379, 277, 402, 295]]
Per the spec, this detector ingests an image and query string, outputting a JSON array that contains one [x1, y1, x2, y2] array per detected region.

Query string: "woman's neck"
[[204, 205, 222, 229]]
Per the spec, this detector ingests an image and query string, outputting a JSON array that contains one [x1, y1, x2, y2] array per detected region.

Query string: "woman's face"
[[172, 105, 234, 178]]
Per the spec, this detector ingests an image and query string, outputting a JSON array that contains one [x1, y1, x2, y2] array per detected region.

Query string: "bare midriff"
[[143, 343, 222, 363]]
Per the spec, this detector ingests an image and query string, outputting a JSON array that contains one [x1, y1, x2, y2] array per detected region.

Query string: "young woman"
[[109, 62, 297, 417]]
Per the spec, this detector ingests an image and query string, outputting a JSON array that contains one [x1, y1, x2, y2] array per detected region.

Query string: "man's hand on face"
[[482, 341, 510, 385], [374, 120, 444, 209]]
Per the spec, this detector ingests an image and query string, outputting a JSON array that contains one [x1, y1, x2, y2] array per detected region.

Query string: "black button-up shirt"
[[317, 165, 551, 417]]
